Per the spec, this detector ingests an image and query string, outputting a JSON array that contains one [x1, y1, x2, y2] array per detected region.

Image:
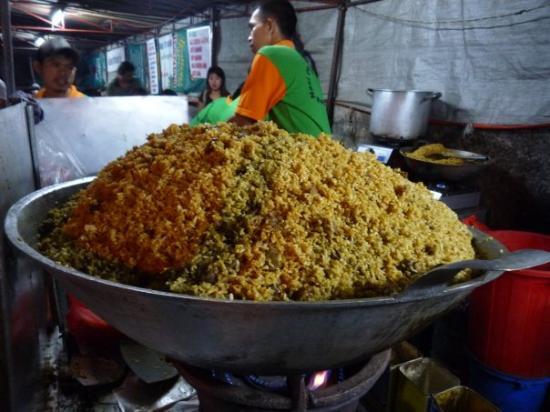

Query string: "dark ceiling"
[[4, 0, 258, 54], [4, 0, 338, 54]]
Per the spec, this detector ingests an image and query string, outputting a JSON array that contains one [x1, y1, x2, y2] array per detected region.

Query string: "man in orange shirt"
[[33, 37, 85, 99]]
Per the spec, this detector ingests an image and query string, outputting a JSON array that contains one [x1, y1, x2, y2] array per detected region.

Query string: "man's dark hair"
[[258, 0, 297, 39], [35, 37, 79, 64], [117, 61, 135, 75], [257, 0, 318, 75]]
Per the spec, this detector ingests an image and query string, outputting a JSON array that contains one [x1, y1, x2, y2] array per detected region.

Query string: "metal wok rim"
[[5, 176, 501, 308]]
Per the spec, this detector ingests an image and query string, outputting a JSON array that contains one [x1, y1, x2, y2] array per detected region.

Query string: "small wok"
[[4, 178, 527, 375], [400, 146, 491, 182]]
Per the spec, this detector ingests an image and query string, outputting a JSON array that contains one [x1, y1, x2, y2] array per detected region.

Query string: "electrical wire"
[[355, 2, 550, 31]]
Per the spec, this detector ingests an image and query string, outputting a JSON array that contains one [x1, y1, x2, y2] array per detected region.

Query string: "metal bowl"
[[400, 146, 491, 182], [4, 177, 506, 374]]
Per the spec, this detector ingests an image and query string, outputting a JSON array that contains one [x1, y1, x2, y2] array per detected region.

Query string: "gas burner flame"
[[307, 370, 331, 391]]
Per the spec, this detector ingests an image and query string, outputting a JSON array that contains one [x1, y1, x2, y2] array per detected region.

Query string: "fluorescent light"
[[34, 37, 45, 47], [51, 9, 65, 28]]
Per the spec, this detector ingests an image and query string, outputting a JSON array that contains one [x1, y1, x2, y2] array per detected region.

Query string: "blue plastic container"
[[468, 355, 549, 412]]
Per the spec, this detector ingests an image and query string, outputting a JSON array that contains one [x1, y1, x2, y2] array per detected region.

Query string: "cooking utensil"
[[439, 149, 489, 162], [4, 177, 511, 375], [367, 89, 442, 141], [114, 375, 195, 411], [399, 146, 491, 181], [120, 339, 179, 384], [400, 249, 550, 299]]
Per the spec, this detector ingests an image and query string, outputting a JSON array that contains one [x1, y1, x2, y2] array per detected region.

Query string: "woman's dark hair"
[[257, 0, 318, 76], [206, 66, 227, 91], [202, 66, 230, 105]]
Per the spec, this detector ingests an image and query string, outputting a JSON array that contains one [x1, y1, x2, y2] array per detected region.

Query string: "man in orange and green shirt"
[[193, 0, 330, 137], [230, 0, 330, 136], [234, 38, 330, 136]]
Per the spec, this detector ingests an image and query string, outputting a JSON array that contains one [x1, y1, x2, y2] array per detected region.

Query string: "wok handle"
[[396, 267, 468, 301], [397, 268, 504, 302], [396, 249, 550, 301]]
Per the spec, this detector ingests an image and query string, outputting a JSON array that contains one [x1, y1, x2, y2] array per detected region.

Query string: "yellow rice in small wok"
[[40, 122, 474, 301], [404, 143, 464, 165]]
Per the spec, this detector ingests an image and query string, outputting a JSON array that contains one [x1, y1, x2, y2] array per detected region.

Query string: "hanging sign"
[[158, 33, 175, 90], [127, 43, 147, 88], [174, 29, 188, 92], [187, 26, 212, 79], [147, 38, 159, 94], [106, 47, 125, 83], [93, 52, 107, 88]]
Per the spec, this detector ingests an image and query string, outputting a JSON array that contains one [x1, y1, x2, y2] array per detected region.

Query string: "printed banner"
[[174, 28, 205, 94], [174, 29, 188, 92], [187, 26, 212, 79], [127, 43, 147, 89], [77, 51, 107, 90], [94, 52, 107, 88], [159, 34, 175, 91], [106, 47, 125, 83], [146, 38, 159, 94]]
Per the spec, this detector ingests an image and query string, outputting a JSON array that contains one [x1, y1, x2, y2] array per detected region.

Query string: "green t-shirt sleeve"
[[190, 97, 240, 126], [190, 103, 212, 126]]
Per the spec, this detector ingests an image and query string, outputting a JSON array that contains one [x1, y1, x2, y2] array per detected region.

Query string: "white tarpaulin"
[[218, 17, 251, 93], [337, 0, 550, 124], [295, 9, 338, 95]]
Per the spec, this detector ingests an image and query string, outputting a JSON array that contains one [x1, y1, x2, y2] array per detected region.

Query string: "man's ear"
[[265, 16, 276, 36], [32, 60, 42, 76]]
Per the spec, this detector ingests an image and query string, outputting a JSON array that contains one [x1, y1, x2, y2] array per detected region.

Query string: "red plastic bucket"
[[468, 230, 550, 378]]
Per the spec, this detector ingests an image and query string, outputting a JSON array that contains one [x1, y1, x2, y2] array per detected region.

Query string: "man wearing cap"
[[33, 37, 85, 98]]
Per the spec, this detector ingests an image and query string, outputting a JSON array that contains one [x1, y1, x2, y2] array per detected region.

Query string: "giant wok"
[[5, 177, 506, 374]]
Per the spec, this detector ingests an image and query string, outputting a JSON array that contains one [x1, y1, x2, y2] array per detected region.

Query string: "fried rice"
[[39, 121, 475, 301], [403, 143, 465, 165]]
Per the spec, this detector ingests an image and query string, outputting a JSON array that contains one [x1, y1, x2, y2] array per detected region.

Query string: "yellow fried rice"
[[39, 121, 475, 301]]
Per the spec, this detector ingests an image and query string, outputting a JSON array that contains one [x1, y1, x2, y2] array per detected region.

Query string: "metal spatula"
[[439, 149, 489, 161], [120, 339, 179, 384], [398, 249, 550, 299]]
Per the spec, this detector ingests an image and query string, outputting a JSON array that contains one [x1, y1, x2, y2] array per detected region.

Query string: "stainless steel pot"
[[367, 89, 442, 141], [5, 178, 507, 375]]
